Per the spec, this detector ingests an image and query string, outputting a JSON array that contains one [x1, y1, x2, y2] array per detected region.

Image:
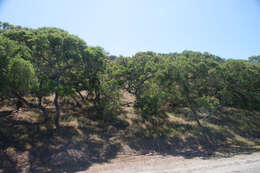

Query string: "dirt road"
[[77, 152, 260, 173]]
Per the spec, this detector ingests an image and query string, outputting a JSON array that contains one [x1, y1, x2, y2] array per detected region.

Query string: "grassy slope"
[[0, 93, 260, 172]]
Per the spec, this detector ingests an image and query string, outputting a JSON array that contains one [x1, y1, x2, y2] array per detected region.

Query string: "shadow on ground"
[[0, 106, 123, 173], [124, 107, 260, 159], [1, 104, 260, 173]]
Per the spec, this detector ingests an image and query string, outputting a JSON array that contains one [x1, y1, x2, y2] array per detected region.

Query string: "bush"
[[135, 83, 165, 119], [95, 79, 121, 121]]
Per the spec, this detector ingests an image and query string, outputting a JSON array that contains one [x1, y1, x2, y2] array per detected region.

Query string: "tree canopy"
[[1, 21, 260, 128]]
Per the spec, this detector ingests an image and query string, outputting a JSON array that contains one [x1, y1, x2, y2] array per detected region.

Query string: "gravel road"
[[77, 152, 260, 173]]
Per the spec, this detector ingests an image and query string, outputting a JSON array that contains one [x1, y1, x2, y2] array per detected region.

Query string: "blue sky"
[[0, 0, 260, 59]]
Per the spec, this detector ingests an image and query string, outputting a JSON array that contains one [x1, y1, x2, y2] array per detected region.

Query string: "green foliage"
[[115, 52, 165, 119], [7, 57, 38, 93], [93, 59, 122, 120], [134, 83, 165, 119], [195, 96, 220, 113], [1, 22, 260, 128], [249, 55, 260, 63], [214, 60, 260, 110], [0, 34, 36, 96], [96, 79, 121, 118], [116, 52, 160, 96]]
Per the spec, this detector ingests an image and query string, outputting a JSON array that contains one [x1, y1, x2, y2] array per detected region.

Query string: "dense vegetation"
[[1, 22, 260, 172]]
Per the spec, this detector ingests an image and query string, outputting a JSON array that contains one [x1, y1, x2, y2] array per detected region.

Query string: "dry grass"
[[167, 112, 196, 126], [1, 94, 260, 172]]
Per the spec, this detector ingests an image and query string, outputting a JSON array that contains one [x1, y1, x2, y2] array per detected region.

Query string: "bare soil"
[[1, 93, 260, 172], [78, 152, 260, 173]]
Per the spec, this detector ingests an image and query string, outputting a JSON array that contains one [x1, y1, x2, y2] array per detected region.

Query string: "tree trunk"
[[37, 96, 49, 123], [93, 90, 101, 108], [202, 104, 223, 120], [77, 90, 85, 102], [181, 81, 203, 127], [190, 106, 202, 127], [54, 91, 60, 129], [53, 72, 61, 129], [72, 96, 82, 107], [15, 93, 49, 124]]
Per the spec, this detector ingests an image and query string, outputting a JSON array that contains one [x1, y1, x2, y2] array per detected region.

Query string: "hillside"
[[1, 92, 260, 173], [0, 22, 260, 173]]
